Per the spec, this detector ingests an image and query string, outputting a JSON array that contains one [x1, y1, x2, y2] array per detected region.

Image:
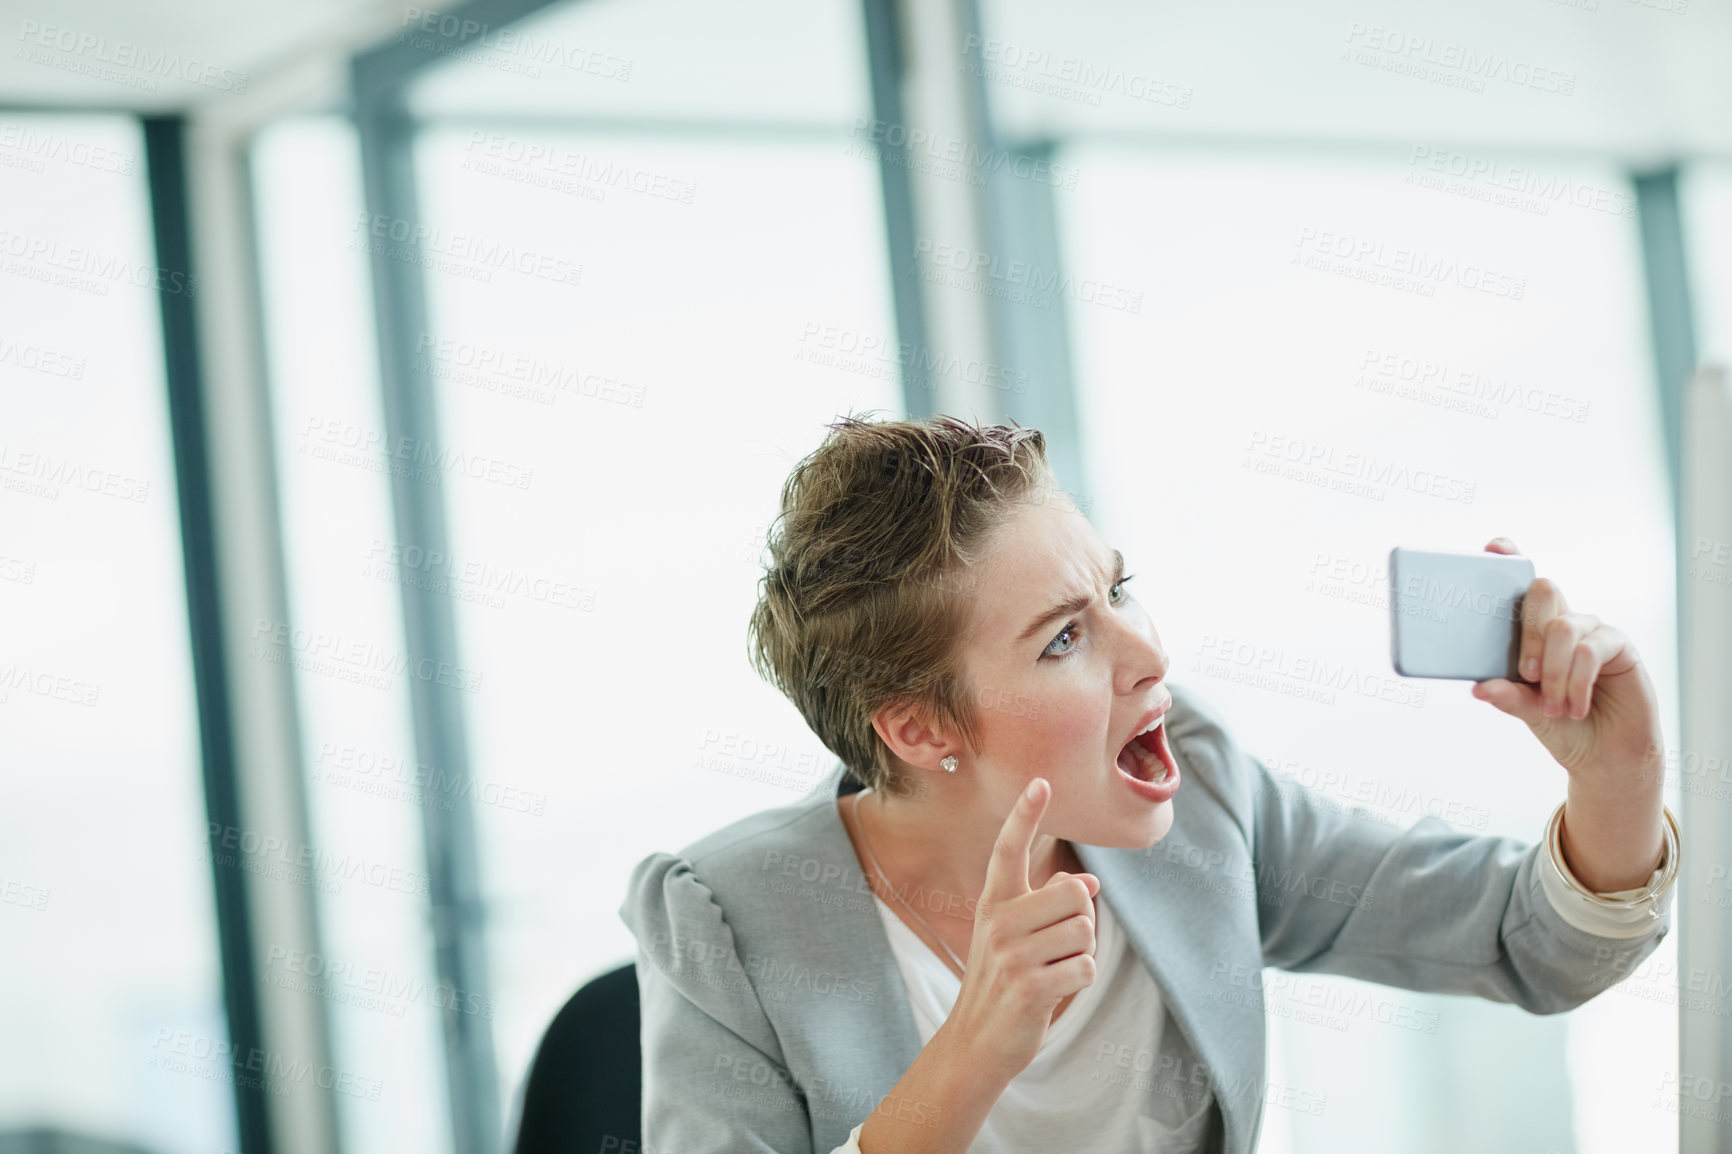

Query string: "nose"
[[1111, 607, 1168, 692]]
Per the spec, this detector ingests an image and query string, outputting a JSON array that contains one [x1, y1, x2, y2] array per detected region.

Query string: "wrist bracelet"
[[1545, 801, 1680, 919]]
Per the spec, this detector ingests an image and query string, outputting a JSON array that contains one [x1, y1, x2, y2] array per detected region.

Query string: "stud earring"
[[940, 756, 958, 774]]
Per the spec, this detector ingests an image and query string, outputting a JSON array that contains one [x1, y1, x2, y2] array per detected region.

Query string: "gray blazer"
[[619, 682, 1670, 1153]]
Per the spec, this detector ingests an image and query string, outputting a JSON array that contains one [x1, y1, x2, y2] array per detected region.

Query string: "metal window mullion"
[[948, 0, 1087, 505], [978, 136, 1089, 514], [150, 105, 347, 1154], [860, 0, 932, 419], [1635, 169, 1698, 516], [1635, 167, 1727, 1154], [859, 0, 1087, 502], [352, 95, 502, 1154], [146, 112, 275, 1154]]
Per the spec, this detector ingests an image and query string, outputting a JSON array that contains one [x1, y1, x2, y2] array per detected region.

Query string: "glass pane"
[[0, 114, 234, 1152], [251, 117, 456, 1154], [1056, 146, 1678, 1154]]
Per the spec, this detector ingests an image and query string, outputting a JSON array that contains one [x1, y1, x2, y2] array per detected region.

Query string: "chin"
[[1128, 799, 1176, 849], [1078, 799, 1175, 850]]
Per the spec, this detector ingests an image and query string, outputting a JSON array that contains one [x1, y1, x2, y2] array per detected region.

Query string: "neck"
[[853, 779, 1078, 918]]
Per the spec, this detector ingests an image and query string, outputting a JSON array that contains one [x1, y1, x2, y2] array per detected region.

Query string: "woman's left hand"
[[1468, 537, 1665, 785]]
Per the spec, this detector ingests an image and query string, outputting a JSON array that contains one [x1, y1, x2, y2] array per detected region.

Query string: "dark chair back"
[[513, 963, 641, 1154]]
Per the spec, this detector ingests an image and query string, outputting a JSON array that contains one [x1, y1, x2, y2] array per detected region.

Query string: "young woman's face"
[[952, 492, 1179, 849]]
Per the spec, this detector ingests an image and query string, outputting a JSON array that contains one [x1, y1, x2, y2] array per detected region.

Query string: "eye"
[[1041, 575, 1135, 660]]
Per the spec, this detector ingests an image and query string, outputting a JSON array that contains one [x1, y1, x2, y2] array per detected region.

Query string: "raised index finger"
[[982, 777, 1048, 903]]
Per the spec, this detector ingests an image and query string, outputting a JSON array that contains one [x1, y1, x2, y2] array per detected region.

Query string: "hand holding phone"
[[1389, 538, 1660, 776]]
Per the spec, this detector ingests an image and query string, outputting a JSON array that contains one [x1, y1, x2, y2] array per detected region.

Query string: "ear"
[[871, 699, 955, 773]]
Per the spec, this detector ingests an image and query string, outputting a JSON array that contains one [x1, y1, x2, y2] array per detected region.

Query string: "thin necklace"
[[852, 789, 970, 976]]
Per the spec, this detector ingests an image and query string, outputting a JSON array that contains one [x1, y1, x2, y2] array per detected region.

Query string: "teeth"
[[1135, 713, 1166, 739], [1125, 734, 1169, 783]]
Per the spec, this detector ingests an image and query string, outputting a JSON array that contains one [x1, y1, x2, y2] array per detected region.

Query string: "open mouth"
[[1116, 717, 1174, 785]]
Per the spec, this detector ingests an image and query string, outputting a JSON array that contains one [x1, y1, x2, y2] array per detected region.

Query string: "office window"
[[0, 114, 234, 1153], [1054, 145, 1678, 1154], [395, 0, 903, 1129]]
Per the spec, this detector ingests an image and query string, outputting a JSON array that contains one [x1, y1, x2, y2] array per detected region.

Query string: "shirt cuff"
[[1537, 815, 1673, 939]]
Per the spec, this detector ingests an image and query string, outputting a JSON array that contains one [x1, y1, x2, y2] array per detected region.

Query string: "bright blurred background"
[[3, 1, 1731, 1152]]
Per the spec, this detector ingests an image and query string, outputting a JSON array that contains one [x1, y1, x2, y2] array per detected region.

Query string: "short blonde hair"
[[747, 412, 1056, 795]]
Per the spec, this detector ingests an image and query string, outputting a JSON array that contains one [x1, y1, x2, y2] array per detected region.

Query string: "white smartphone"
[[1389, 547, 1536, 681]]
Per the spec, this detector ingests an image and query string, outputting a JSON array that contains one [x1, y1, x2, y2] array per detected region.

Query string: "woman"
[[620, 414, 1678, 1153]]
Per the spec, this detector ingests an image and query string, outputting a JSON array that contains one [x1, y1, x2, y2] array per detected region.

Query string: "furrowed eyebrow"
[[1015, 549, 1126, 645]]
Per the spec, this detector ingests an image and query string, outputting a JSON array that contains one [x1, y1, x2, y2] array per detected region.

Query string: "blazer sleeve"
[[620, 850, 814, 1153], [1181, 693, 1673, 1013]]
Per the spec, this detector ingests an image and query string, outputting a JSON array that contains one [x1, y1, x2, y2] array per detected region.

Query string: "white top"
[[829, 890, 1171, 1153], [825, 820, 1663, 1152]]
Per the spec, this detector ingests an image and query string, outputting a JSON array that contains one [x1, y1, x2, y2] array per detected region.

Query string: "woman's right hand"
[[942, 777, 1100, 1082]]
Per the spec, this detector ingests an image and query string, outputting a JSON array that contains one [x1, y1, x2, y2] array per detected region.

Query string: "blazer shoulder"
[[617, 783, 851, 1063]]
